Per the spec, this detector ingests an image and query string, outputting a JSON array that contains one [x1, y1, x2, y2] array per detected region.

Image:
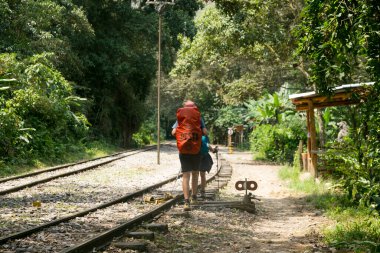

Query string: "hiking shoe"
[[183, 200, 191, 211], [190, 195, 198, 205]]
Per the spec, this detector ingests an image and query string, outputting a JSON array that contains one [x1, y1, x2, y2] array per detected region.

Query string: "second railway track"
[[0, 145, 158, 195]]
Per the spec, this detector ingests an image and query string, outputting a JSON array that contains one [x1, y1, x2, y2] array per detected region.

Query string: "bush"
[[0, 53, 89, 167], [250, 114, 306, 164], [321, 139, 380, 210], [132, 120, 156, 147]]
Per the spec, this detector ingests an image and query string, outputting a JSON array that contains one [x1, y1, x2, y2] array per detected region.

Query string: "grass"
[[252, 151, 267, 161], [278, 165, 330, 195], [235, 143, 251, 151], [279, 166, 380, 252], [0, 140, 122, 178], [324, 212, 380, 252]]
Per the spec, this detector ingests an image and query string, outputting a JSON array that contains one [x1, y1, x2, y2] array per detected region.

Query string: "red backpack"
[[175, 107, 202, 154]]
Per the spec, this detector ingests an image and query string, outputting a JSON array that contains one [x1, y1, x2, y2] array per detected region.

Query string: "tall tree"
[[0, 0, 201, 146], [294, 0, 372, 92], [72, 0, 201, 145], [167, 1, 305, 138], [0, 0, 94, 81], [295, 0, 380, 206]]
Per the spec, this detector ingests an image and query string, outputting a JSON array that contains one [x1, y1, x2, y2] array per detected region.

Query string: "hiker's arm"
[[200, 118, 207, 135]]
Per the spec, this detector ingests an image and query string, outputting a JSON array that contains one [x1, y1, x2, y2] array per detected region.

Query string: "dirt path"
[[221, 150, 333, 252], [151, 149, 334, 253]]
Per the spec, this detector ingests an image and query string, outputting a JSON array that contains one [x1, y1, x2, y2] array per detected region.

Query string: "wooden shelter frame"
[[289, 82, 374, 177]]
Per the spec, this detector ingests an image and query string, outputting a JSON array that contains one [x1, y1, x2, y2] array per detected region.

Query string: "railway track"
[[0, 151, 124, 185], [64, 157, 232, 253], [0, 145, 179, 245], [0, 176, 180, 252], [0, 145, 157, 196], [0, 149, 231, 253], [0, 174, 178, 244]]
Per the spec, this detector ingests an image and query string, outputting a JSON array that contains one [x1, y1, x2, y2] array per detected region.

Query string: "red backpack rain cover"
[[175, 107, 202, 154]]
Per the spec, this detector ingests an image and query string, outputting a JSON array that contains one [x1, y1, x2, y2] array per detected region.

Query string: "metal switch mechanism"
[[235, 178, 259, 205], [235, 180, 258, 191]]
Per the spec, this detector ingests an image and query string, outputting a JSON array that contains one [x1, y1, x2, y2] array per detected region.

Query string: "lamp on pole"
[[131, 0, 175, 165]]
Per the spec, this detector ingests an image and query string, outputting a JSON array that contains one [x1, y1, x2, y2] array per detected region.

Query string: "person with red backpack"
[[172, 100, 207, 211]]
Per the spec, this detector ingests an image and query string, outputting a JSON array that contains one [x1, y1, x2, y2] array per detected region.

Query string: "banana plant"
[[244, 91, 294, 126]]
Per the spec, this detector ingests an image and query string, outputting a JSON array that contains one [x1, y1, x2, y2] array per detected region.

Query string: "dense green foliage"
[[0, 0, 201, 171], [70, 0, 157, 145], [165, 1, 306, 146], [0, 53, 88, 167], [324, 210, 380, 252], [131, 117, 165, 147], [0, 0, 201, 145], [248, 92, 306, 163], [295, 0, 374, 92], [0, 0, 94, 80], [68, 0, 201, 146], [170, 0, 306, 98], [295, 0, 380, 211]]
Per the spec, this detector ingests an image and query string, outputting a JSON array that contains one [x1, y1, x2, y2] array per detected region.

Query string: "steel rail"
[[61, 195, 182, 253], [0, 152, 125, 184], [61, 154, 225, 253], [0, 172, 180, 244], [0, 146, 156, 196], [0, 144, 161, 184]]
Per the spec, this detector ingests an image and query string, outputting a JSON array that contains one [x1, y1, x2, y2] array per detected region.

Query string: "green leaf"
[[0, 78, 17, 83]]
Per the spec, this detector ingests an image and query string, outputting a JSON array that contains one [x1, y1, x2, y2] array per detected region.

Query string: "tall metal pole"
[[157, 14, 162, 165], [139, 0, 174, 165]]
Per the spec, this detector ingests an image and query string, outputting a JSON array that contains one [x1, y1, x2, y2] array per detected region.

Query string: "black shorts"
[[199, 153, 214, 173], [179, 153, 201, 173]]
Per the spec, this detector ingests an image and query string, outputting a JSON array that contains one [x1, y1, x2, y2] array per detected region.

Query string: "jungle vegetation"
[[1, 0, 379, 249], [0, 0, 201, 168]]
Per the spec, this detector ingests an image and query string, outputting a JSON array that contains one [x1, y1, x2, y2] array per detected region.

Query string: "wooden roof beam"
[[291, 92, 356, 105], [295, 99, 361, 111]]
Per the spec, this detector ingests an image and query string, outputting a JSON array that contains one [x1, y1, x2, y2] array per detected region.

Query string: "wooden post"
[[235, 125, 244, 147], [240, 129, 244, 146], [298, 140, 303, 171], [228, 134, 232, 154], [307, 100, 318, 177], [228, 128, 233, 154], [306, 110, 311, 172]]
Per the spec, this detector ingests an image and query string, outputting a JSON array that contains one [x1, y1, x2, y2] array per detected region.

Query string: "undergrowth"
[[279, 166, 380, 252]]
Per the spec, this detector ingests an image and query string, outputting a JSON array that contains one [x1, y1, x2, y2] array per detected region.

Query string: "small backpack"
[[175, 107, 202, 154], [200, 135, 210, 155]]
